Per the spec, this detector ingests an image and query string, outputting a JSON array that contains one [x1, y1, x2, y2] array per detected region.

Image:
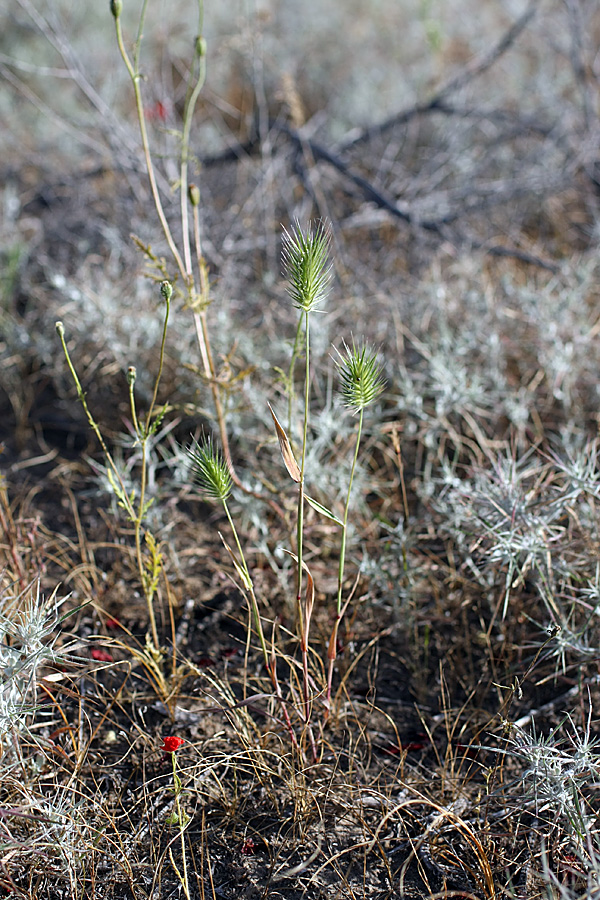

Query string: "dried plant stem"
[[113, 15, 186, 281], [189, 199, 231, 470], [0, 482, 27, 590], [130, 289, 171, 651], [145, 289, 170, 429], [180, 7, 206, 278]]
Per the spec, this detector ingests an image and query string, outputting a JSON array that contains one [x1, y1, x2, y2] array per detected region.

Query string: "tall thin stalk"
[[281, 222, 332, 749], [111, 1, 186, 282], [188, 437, 298, 750], [326, 342, 385, 712]]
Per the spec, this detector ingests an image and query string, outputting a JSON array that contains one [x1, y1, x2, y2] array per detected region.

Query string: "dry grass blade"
[[268, 403, 301, 483]]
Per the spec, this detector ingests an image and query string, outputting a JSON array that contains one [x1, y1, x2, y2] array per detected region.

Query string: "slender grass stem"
[[127, 367, 140, 437], [296, 310, 314, 740], [337, 409, 363, 616], [222, 501, 269, 667], [145, 288, 171, 431], [133, 0, 150, 71], [180, 18, 206, 279], [287, 316, 304, 436], [221, 499, 298, 749], [325, 342, 384, 717], [326, 409, 363, 712], [170, 752, 191, 900], [113, 13, 186, 281], [297, 311, 310, 605]]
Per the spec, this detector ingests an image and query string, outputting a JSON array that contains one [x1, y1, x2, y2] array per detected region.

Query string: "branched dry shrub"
[[0, 579, 72, 754]]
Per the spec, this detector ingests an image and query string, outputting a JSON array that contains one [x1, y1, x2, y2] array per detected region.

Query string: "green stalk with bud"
[[280, 221, 332, 743], [188, 436, 298, 750], [185, 222, 386, 755], [187, 437, 267, 663], [56, 280, 173, 651], [326, 342, 386, 712]]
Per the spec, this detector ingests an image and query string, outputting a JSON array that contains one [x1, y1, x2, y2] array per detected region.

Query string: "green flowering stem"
[[131, 281, 172, 651], [56, 321, 138, 526], [57, 324, 117, 474], [188, 437, 299, 750], [56, 280, 175, 653], [325, 342, 385, 717], [325, 409, 363, 715], [281, 222, 331, 749], [296, 308, 311, 736], [286, 316, 304, 436]]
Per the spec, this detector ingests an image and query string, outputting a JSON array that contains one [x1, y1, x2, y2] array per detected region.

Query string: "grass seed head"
[[188, 436, 232, 502], [336, 341, 386, 413], [160, 280, 173, 303], [282, 220, 332, 313]]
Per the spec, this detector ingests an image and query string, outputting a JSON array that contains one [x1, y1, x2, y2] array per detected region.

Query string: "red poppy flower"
[[162, 736, 185, 753], [91, 648, 113, 662]]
